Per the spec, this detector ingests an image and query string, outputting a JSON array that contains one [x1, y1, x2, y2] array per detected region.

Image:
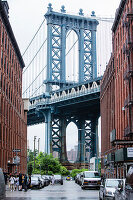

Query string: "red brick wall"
[[100, 56, 115, 157], [0, 15, 27, 174], [101, 0, 133, 173]]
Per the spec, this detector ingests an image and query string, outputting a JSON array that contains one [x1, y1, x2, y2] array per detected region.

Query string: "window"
[[0, 72, 2, 88], [1, 51, 3, 67]]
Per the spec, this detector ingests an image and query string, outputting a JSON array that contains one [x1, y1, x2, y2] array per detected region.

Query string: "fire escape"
[[123, 10, 133, 137]]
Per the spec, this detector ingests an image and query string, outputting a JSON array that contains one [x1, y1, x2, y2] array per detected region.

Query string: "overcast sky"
[[7, 0, 121, 152]]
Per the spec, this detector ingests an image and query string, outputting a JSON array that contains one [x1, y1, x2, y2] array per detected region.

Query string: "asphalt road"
[[6, 180, 99, 200]]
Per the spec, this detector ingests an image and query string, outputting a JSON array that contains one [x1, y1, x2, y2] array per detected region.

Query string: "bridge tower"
[[42, 4, 99, 165]]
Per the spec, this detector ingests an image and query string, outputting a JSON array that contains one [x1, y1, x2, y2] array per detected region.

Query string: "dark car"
[[54, 175, 63, 185], [0, 168, 5, 199]]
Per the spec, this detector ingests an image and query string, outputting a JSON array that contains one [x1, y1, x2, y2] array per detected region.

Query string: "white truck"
[[80, 171, 101, 190]]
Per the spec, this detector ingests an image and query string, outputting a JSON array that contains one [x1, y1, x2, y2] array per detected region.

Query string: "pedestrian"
[[10, 175, 15, 191], [24, 174, 27, 192], [28, 175, 31, 189], [51, 174, 55, 185], [16, 176, 19, 191], [8, 174, 11, 190], [19, 173, 22, 191]]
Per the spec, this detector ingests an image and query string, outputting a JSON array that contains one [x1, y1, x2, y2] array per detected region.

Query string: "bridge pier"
[[77, 119, 85, 163], [60, 117, 68, 162], [75, 117, 99, 165], [44, 109, 52, 155]]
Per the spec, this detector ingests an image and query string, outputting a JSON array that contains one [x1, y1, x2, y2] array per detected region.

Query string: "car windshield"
[[106, 180, 123, 188], [32, 174, 41, 178], [31, 177, 39, 180], [54, 175, 61, 179], [85, 172, 100, 178]]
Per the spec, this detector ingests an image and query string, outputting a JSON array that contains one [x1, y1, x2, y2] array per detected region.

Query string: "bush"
[[70, 168, 88, 178], [60, 166, 70, 176]]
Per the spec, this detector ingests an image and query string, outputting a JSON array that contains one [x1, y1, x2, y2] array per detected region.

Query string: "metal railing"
[[29, 85, 100, 109]]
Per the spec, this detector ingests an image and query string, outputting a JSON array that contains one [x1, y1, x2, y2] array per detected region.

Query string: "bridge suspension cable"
[[66, 39, 78, 56], [22, 64, 47, 95], [22, 38, 47, 74], [22, 19, 45, 57], [30, 82, 44, 98], [22, 15, 114, 99]]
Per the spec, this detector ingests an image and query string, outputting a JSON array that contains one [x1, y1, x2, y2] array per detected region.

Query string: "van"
[[0, 168, 5, 199], [80, 171, 101, 189]]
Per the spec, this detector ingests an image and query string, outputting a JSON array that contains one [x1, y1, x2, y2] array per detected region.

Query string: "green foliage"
[[27, 151, 69, 175], [60, 166, 70, 176], [27, 162, 33, 175], [70, 168, 88, 178], [27, 149, 38, 162], [27, 150, 91, 178], [98, 161, 101, 174]]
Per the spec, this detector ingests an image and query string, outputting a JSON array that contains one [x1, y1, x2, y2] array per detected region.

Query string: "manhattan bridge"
[[22, 4, 113, 168]]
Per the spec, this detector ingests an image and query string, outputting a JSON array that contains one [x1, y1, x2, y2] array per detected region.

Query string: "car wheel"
[[81, 186, 85, 190]]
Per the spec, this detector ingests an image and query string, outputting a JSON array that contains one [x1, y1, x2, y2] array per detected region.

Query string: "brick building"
[[0, 1, 27, 174], [101, 0, 133, 178]]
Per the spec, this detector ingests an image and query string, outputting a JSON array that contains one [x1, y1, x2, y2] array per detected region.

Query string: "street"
[[6, 180, 99, 200]]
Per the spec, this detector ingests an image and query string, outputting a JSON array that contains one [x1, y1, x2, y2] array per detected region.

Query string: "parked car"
[[32, 174, 46, 188], [114, 165, 133, 200], [80, 171, 101, 189], [54, 175, 63, 185], [0, 168, 5, 199], [76, 173, 82, 185], [42, 175, 51, 186], [30, 176, 42, 189], [99, 178, 125, 200], [75, 174, 78, 183], [66, 175, 71, 181]]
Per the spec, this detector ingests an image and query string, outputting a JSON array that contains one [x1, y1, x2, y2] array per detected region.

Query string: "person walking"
[[16, 176, 19, 191], [51, 174, 55, 185], [24, 174, 27, 192], [10, 175, 15, 191], [19, 173, 22, 191]]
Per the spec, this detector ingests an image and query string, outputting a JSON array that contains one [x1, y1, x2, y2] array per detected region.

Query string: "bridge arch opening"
[[66, 122, 78, 163], [66, 30, 79, 83]]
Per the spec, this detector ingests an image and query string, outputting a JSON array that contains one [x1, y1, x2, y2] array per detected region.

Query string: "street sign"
[[13, 149, 21, 152]]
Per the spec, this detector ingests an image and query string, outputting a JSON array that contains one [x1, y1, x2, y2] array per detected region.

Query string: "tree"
[[60, 166, 70, 176], [27, 162, 33, 175], [70, 168, 88, 178]]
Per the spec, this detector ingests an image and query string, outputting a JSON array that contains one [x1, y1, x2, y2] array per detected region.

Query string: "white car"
[[32, 174, 45, 188], [80, 171, 101, 189], [99, 178, 125, 200]]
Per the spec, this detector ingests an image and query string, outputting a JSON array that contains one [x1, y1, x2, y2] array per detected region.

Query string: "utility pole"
[[38, 138, 40, 154], [34, 136, 37, 171], [84, 144, 86, 169]]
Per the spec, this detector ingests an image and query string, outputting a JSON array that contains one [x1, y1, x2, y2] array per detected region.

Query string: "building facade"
[[0, 1, 27, 174], [101, 0, 133, 178]]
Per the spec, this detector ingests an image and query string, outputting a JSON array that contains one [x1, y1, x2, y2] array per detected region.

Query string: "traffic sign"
[[13, 149, 21, 152]]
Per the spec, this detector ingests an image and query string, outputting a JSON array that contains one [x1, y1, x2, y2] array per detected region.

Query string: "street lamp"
[[34, 136, 37, 171], [38, 138, 40, 154], [39, 164, 41, 175]]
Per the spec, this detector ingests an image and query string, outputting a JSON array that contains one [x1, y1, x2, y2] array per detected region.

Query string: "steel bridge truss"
[[27, 5, 100, 165], [51, 116, 98, 163], [45, 3, 99, 91]]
